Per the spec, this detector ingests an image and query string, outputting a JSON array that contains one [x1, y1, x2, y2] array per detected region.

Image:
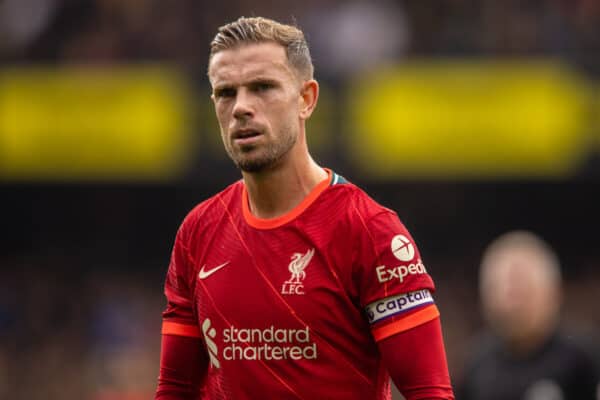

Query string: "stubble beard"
[[225, 126, 298, 173]]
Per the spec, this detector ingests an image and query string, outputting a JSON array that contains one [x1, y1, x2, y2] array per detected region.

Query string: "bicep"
[[378, 317, 455, 400], [157, 220, 208, 399]]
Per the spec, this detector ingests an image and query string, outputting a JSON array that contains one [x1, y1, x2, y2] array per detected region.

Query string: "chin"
[[236, 157, 272, 173]]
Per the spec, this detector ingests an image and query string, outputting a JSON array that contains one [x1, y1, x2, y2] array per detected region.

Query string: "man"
[[460, 231, 599, 400], [156, 17, 454, 399]]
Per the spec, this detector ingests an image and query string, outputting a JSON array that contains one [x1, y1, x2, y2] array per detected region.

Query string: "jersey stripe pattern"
[[162, 169, 437, 399]]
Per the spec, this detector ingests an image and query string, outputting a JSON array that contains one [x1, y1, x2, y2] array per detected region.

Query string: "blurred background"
[[1, 0, 599, 398]]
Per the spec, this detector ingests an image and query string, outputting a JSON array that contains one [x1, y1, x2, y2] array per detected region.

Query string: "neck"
[[242, 150, 327, 219], [507, 335, 544, 356], [505, 320, 557, 357]]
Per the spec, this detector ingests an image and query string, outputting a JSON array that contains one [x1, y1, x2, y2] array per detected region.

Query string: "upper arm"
[[156, 219, 209, 399], [162, 221, 202, 337], [351, 207, 454, 398], [353, 209, 438, 340]]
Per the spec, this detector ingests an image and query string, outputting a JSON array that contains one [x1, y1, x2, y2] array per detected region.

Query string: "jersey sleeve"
[[162, 221, 201, 339], [354, 209, 438, 342], [379, 318, 454, 399]]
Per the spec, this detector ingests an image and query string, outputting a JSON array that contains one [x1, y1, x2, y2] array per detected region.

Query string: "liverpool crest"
[[281, 248, 314, 295]]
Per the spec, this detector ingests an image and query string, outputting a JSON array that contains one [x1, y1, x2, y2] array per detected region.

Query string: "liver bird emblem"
[[287, 248, 314, 283]]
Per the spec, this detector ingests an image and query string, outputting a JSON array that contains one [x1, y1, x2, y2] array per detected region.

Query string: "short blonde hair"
[[209, 16, 314, 80]]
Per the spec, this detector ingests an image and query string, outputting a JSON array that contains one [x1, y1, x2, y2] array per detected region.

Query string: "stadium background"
[[1, 0, 599, 398]]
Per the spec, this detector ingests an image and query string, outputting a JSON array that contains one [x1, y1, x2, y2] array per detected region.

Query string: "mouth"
[[232, 129, 263, 145]]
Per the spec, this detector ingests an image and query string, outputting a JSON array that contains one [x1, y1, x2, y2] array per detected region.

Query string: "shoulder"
[[178, 180, 243, 237], [458, 332, 503, 399], [461, 332, 503, 388], [325, 174, 397, 224], [326, 170, 430, 259], [322, 173, 417, 254], [552, 331, 600, 368]]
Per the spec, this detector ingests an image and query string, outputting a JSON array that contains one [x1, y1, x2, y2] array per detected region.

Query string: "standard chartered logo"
[[201, 319, 317, 366], [202, 319, 220, 368]]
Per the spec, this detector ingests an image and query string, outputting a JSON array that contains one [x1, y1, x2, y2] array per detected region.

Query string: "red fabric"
[[155, 334, 208, 399], [372, 304, 439, 342], [379, 317, 455, 400], [162, 321, 202, 338], [158, 171, 447, 399]]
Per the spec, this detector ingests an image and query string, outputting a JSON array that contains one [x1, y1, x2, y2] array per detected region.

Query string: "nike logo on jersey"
[[199, 261, 230, 279]]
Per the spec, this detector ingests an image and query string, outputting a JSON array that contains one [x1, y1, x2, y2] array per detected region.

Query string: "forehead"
[[208, 42, 295, 85], [482, 247, 551, 288]]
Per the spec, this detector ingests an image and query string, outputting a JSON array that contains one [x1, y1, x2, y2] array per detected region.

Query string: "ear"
[[298, 79, 319, 120]]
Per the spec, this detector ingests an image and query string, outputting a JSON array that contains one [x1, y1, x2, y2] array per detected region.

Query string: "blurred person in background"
[[155, 16, 454, 400], [460, 231, 599, 400]]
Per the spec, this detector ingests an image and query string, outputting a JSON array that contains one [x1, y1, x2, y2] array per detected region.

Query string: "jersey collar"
[[242, 168, 332, 229]]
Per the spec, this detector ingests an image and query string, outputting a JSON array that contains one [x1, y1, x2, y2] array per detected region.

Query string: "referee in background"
[[459, 231, 599, 400]]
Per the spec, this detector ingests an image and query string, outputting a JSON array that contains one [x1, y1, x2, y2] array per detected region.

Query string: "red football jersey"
[[162, 169, 439, 399]]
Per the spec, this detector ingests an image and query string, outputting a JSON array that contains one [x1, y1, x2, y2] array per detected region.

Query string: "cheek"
[[270, 99, 299, 126], [214, 106, 230, 128]]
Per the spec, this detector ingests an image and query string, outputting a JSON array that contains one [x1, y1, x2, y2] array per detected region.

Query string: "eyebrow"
[[213, 83, 234, 93], [247, 77, 280, 86], [213, 76, 281, 91]]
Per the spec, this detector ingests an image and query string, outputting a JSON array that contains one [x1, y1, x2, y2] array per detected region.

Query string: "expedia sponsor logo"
[[366, 289, 433, 324], [201, 319, 318, 365], [376, 258, 427, 283], [391, 234, 415, 261]]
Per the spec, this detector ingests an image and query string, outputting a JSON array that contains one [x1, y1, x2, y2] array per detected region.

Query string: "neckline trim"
[[242, 168, 332, 230]]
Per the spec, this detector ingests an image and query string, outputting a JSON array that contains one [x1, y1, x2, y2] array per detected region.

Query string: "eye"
[[252, 81, 275, 92], [214, 87, 236, 99]]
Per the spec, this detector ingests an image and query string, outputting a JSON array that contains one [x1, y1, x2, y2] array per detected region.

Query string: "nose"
[[232, 88, 254, 120]]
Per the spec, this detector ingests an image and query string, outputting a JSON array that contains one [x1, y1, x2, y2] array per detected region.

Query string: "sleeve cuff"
[[371, 304, 440, 342], [162, 321, 202, 338]]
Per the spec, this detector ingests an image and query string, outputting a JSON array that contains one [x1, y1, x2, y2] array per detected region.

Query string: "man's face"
[[480, 248, 559, 343], [208, 42, 304, 172]]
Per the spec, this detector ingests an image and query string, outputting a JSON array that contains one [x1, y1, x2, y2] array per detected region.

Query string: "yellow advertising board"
[[0, 66, 192, 181], [348, 60, 591, 178]]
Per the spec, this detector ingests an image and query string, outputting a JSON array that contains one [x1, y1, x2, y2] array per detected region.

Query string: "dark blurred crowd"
[[0, 258, 163, 399], [1, 0, 600, 78]]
